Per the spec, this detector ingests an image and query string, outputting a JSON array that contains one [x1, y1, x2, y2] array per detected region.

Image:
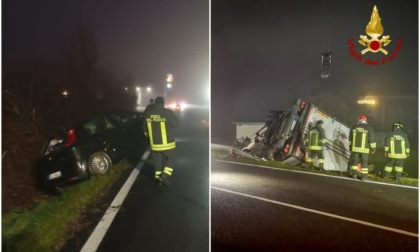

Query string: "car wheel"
[[88, 152, 112, 175]]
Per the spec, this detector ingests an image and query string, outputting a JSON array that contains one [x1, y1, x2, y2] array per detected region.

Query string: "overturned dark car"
[[36, 110, 148, 193]]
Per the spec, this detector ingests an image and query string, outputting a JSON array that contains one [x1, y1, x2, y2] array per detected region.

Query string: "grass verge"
[[2, 160, 132, 252], [212, 149, 418, 187]]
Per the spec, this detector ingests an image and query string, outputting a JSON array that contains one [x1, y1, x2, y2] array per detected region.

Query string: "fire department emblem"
[[358, 5, 391, 55]]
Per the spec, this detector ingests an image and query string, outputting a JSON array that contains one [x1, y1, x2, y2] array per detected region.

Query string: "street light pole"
[[136, 87, 141, 106], [165, 73, 173, 100]]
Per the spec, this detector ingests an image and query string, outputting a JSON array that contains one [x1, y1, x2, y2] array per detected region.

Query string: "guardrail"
[[211, 143, 263, 161]]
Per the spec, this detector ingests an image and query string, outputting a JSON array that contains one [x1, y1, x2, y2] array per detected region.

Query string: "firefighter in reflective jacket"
[[143, 96, 179, 186], [349, 115, 376, 181], [383, 122, 410, 182], [305, 120, 326, 169]]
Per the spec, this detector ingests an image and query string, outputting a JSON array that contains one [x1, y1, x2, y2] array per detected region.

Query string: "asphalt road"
[[79, 108, 209, 252], [211, 159, 418, 252]]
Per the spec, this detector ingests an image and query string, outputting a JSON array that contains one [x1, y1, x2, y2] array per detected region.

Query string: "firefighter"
[[144, 98, 155, 114], [305, 120, 326, 169], [383, 122, 410, 182], [143, 96, 179, 186], [349, 115, 376, 181]]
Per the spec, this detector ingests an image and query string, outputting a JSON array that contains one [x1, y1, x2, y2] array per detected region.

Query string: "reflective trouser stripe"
[[361, 168, 368, 174], [318, 159, 324, 164], [163, 167, 173, 176], [385, 166, 393, 172], [395, 166, 403, 172], [352, 165, 358, 171], [155, 171, 162, 178]]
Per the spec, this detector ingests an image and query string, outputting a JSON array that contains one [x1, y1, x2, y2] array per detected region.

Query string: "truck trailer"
[[244, 99, 351, 172]]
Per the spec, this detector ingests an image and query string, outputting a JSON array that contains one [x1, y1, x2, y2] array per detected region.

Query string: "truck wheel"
[[88, 152, 112, 175]]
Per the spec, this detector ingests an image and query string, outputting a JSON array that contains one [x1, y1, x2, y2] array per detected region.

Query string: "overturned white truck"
[[242, 98, 351, 172]]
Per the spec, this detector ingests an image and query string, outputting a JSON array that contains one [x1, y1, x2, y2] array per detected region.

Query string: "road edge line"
[[212, 186, 418, 238], [214, 159, 418, 189], [80, 150, 151, 252]]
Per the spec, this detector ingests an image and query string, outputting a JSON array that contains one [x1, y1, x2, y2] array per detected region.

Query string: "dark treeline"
[[2, 25, 137, 212]]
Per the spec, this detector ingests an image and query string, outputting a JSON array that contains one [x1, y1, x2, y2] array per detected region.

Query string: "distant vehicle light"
[[167, 101, 188, 111]]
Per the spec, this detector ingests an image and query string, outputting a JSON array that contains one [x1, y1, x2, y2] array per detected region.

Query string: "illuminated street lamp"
[[135, 86, 153, 107], [62, 90, 69, 98], [136, 86, 142, 105], [357, 96, 377, 105], [164, 73, 173, 99]]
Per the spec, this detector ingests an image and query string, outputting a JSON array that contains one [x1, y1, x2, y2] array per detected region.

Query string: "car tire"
[[88, 152, 112, 175]]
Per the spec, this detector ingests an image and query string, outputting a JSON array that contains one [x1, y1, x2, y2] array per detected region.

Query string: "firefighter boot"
[[155, 171, 162, 185], [382, 171, 390, 179], [361, 174, 369, 182], [352, 170, 358, 179], [159, 173, 172, 186], [395, 172, 402, 182], [319, 162, 324, 170]]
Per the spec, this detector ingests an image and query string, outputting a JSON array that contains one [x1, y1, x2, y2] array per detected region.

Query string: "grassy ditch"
[[212, 149, 418, 187], [2, 160, 132, 252]]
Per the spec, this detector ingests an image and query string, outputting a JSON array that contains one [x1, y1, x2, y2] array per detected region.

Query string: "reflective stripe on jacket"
[[349, 123, 376, 154], [143, 104, 179, 151], [384, 132, 410, 159], [305, 127, 326, 150]]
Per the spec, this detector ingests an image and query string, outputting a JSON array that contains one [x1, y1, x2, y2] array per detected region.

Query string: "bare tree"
[[57, 24, 100, 121]]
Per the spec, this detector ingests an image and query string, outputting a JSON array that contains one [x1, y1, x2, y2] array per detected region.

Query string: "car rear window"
[[83, 116, 116, 135], [109, 111, 142, 126]]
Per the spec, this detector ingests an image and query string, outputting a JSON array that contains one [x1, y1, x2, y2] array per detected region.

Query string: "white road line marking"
[[81, 150, 151, 252], [211, 186, 418, 238], [215, 159, 418, 189]]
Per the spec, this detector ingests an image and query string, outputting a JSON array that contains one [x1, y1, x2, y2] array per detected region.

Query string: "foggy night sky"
[[3, 0, 209, 105], [2, 0, 419, 138], [212, 0, 418, 136]]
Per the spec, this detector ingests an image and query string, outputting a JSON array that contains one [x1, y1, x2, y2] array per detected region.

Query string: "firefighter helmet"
[[358, 115, 367, 123], [393, 122, 403, 130]]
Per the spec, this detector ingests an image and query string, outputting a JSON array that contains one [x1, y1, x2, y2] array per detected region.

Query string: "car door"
[[82, 115, 129, 162], [108, 111, 146, 154]]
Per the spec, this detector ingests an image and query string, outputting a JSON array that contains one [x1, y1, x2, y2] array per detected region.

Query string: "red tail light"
[[284, 144, 290, 153], [300, 101, 306, 109], [65, 129, 76, 147]]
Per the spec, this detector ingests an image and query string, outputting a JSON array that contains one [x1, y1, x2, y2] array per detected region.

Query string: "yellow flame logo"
[[358, 6, 391, 55]]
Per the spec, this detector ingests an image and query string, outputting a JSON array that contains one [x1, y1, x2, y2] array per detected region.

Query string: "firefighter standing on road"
[[144, 98, 155, 114], [383, 122, 410, 182], [143, 96, 179, 186], [349, 115, 376, 181], [305, 120, 326, 169]]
